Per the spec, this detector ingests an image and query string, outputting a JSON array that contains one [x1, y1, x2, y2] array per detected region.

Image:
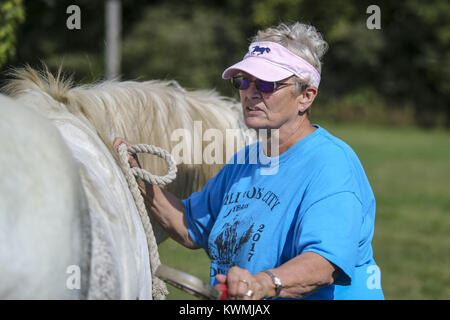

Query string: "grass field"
[[158, 122, 450, 300]]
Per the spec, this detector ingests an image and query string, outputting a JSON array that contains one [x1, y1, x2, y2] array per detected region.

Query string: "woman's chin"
[[245, 117, 265, 130]]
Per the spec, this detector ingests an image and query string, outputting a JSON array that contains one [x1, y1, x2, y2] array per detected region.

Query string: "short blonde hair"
[[251, 22, 328, 93]]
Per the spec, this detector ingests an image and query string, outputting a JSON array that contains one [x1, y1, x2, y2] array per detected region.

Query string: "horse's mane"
[[2, 66, 246, 198]]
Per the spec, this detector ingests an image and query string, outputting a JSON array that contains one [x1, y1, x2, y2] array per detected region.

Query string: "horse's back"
[[0, 94, 90, 299], [52, 107, 153, 299]]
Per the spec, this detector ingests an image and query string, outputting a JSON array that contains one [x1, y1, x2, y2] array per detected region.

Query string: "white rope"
[[117, 143, 177, 300]]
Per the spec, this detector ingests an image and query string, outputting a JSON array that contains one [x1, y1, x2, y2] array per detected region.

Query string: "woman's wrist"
[[254, 271, 279, 299]]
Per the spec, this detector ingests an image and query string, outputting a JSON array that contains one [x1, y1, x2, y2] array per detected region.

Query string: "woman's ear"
[[297, 86, 318, 113]]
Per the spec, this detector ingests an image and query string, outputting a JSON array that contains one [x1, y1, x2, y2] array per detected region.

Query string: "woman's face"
[[239, 72, 300, 131]]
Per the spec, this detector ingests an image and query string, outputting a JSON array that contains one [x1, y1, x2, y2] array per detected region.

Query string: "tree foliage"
[[247, 0, 450, 127], [2, 0, 449, 128], [121, 2, 250, 96], [0, 0, 25, 69]]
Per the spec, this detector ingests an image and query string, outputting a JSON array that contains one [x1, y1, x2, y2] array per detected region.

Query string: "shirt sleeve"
[[294, 191, 363, 285], [182, 165, 229, 250]]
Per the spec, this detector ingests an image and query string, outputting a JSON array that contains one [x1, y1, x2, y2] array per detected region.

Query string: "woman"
[[114, 22, 384, 300]]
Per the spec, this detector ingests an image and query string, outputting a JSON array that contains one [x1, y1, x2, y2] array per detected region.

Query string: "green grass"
[[159, 122, 450, 300]]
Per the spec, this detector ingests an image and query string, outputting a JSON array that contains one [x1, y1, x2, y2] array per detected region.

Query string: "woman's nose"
[[242, 81, 261, 98]]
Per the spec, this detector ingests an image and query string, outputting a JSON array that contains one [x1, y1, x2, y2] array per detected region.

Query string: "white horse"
[[0, 94, 90, 299], [0, 67, 247, 299]]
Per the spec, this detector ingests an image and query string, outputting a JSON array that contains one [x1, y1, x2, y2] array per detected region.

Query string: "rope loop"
[[116, 142, 177, 300], [118, 143, 177, 186]]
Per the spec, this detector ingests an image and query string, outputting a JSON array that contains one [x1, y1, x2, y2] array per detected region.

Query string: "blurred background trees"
[[0, 0, 24, 68], [1, 0, 449, 128]]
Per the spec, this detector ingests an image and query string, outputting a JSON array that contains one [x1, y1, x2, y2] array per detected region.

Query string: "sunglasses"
[[231, 76, 292, 93]]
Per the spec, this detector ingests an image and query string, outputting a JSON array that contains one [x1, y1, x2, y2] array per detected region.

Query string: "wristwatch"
[[263, 270, 282, 299]]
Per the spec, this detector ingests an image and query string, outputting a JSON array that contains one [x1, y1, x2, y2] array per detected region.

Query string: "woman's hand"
[[113, 137, 147, 195], [215, 252, 339, 300], [215, 266, 275, 300], [113, 137, 141, 169], [113, 138, 198, 249]]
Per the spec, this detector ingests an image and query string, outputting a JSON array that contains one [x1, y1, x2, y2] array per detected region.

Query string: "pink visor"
[[222, 41, 321, 87]]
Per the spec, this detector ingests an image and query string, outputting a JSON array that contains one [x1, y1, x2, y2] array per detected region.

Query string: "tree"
[[0, 0, 25, 69], [121, 2, 250, 96], [3, 0, 449, 128], [247, 0, 450, 127]]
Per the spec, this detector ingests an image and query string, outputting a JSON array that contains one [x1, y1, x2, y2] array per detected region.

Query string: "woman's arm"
[[217, 251, 339, 300], [141, 182, 199, 249]]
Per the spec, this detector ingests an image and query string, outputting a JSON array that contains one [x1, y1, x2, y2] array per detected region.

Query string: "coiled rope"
[[117, 143, 177, 300]]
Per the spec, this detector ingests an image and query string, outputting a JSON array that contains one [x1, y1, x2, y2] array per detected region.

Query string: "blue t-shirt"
[[182, 125, 384, 300]]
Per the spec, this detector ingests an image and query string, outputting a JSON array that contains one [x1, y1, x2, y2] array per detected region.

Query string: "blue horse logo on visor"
[[251, 46, 271, 55]]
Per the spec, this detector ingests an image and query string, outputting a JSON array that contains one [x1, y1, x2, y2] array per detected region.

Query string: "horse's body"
[[0, 94, 90, 299], [0, 68, 247, 299]]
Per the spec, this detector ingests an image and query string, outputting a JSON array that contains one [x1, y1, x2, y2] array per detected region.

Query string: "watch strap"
[[263, 270, 282, 298]]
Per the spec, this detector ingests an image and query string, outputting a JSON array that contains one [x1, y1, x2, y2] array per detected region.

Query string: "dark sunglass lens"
[[232, 78, 250, 90], [231, 78, 241, 89], [256, 80, 275, 93]]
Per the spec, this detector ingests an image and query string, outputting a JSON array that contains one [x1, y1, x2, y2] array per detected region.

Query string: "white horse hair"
[[0, 66, 247, 299], [3, 67, 246, 199], [0, 94, 91, 299]]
